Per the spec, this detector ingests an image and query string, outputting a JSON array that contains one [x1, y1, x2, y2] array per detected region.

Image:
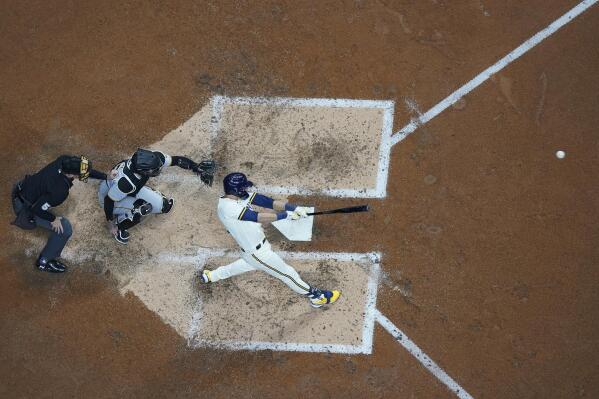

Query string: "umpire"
[[11, 155, 106, 273]]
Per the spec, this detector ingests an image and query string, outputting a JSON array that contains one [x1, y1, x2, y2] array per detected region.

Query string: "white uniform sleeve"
[[154, 151, 172, 169]]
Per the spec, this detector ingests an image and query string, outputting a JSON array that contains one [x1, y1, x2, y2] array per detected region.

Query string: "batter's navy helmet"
[[223, 172, 254, 198]]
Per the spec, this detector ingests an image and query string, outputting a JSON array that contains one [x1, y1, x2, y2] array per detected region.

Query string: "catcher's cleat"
[[200, 269, 212, 284], [307, 288, 341, 308], [161, 197, 174, 214], [36, 257, 67, 273], [114, 229, 130, 245], [132, 202, 153, 217]]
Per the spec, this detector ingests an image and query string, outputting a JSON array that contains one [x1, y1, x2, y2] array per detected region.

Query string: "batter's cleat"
[[200, 269, 212, 284], [114, 229, 130, 245], [36, 257, 66, 273], [307, 287, 341, 308]]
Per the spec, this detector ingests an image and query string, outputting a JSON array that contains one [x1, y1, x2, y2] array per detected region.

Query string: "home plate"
[[271, 207, 315, 241]]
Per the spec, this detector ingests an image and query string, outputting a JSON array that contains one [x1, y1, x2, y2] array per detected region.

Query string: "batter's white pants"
[[98, 180, 165, 223], [209, 241, 311, 295]]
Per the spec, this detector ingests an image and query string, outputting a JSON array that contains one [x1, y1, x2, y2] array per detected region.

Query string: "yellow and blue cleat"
[[308, 288, 341, 308], [200, 269, 212, 284]]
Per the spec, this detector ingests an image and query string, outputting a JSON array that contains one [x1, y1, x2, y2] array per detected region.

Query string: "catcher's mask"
[[131, 148, 163, 177], [62, 155, 91, 181], [223, 172, 254, 199]]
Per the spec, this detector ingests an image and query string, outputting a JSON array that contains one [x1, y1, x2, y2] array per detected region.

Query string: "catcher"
[[98, 148, 215, 244]]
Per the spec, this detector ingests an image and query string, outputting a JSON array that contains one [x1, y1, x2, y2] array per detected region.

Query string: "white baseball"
[[556, 150, 566, 159]]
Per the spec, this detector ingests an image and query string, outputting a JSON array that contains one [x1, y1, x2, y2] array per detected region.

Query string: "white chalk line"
[[158, 177, 385, 199], [53, 246, 471, 395], [389, 0, 599, 146], [192, 340, 367, 354], [375, 310, 474, 399], [377, 102, 395, 197], [214, 95, 394, 109], [160, 248, 382, 354], [362, 259, 381, 354], [165, 247, 470, 399], [209, 95, 394, 198]]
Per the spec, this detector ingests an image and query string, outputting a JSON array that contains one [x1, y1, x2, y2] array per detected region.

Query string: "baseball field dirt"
[[1, 1, 598, 398]]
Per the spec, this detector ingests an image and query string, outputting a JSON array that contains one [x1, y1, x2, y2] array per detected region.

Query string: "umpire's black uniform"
[[11, 155, 106, 273]]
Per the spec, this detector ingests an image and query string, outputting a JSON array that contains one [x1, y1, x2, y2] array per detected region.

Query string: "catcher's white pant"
[[210, 241, 311, 295], [98, 180, 165, 223]]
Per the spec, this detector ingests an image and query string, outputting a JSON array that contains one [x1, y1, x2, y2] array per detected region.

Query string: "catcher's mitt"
[[194, 160, 216, 186]]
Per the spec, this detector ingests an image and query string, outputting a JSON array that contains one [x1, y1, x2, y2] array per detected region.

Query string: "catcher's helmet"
[[223, 172, 254, 198], [131, 148, 163, 177]]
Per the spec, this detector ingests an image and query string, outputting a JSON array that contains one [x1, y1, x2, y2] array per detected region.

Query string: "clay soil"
[[1, 1, 598, 398]]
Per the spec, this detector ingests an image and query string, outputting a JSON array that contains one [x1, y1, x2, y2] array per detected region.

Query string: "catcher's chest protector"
[[113, 160, 150, 197]]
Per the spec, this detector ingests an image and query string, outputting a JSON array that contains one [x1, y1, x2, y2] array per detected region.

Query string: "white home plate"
[[271, 207, 315, 241]]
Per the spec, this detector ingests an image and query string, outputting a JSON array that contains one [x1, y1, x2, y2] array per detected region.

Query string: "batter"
[[201, 172, 340, 308]]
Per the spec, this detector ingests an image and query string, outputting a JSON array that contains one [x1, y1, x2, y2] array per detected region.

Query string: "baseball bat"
[[307, 205, 369, 216]]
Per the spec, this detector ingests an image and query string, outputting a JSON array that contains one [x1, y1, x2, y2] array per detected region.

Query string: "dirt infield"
[[1, 1, 598, 398]]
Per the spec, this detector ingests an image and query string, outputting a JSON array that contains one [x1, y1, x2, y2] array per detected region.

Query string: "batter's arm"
[[249, 194, 296, 212], [257, 211, 288, 223], [238, 205, 287, 224]]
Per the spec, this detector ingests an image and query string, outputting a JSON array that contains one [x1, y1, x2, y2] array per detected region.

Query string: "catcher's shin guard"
[[132, 200, 152, 217]]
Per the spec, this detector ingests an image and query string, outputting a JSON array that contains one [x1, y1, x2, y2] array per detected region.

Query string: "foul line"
[[390, 0, 599, 146], [375, 310, 474, 399]]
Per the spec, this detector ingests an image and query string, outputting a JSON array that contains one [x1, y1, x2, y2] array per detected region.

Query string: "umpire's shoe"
[[307, 287, 341, 308], [36, 256, 67, 273], [114, 228, 130, 245]]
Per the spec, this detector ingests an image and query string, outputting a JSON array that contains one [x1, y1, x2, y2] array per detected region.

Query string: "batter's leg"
[[244, 248, 311, 295], [209, 258, 256, 282]]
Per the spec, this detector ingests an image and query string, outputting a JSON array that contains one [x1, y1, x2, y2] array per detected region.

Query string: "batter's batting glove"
[[193, 160, 216, 186], [294, 206, 310, 218]]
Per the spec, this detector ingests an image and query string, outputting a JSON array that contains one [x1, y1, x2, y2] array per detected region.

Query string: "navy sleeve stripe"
[[238, 207, 259, 222], [250, 193, 274, 209]]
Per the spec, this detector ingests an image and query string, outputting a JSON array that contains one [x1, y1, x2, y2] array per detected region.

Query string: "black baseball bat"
[[307, 205, 369, 216]]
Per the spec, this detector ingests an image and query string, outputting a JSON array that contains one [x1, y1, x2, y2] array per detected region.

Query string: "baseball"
[[556, 150, 566, 159]]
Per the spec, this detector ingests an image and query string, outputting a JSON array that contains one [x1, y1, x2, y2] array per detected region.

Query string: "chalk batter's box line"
[[209, 95, 395, 199], [159, 249, 382, 354], [190, 341, 367, 355]]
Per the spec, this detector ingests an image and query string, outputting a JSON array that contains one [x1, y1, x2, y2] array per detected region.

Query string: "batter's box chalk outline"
[[210, 95, 395, 199], [159, 248, 381, 354]]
